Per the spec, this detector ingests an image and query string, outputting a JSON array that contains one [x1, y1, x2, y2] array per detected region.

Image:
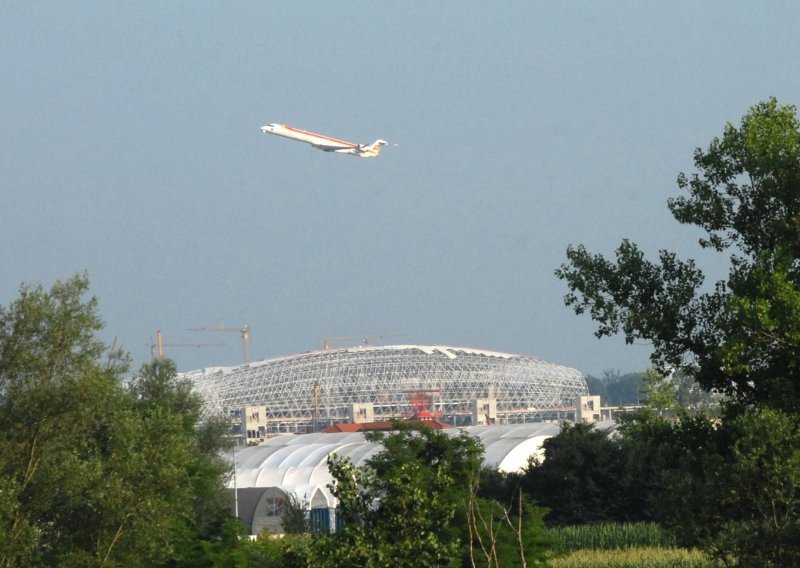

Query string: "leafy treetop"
[[556, 98, 800, 412]]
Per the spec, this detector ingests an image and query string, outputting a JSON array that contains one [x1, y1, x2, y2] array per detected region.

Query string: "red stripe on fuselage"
[[284, 125, 357, 147]]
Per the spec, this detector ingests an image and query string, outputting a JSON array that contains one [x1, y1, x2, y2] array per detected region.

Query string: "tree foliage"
[[639, 368, 679, 415], [464, 494, 554, 568], [521, 422, 631, 526], [0, 274, 230, 566], [554, 99, 800, 562], [556, 98, 800, 411], [318, 423, 483, 567], [522, 408, 800, 565], [314, 422, 556, 567], [280, 493, 310, 536], [623, 408, 800, 567]]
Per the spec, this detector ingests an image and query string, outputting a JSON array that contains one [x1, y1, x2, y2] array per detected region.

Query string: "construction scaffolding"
[[182, 345, 588, 433]]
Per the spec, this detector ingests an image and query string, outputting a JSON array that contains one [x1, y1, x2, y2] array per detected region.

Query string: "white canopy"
[[230, 423, 622, 504]]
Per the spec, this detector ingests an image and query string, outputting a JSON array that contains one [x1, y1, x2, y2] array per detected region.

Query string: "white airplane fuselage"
[[260, 123, 386, 158]]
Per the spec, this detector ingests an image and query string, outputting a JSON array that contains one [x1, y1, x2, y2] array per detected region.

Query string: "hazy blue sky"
[[3, 2, 799, 376]]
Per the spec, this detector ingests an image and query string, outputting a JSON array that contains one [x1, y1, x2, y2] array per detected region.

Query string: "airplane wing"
[[311, 143, 351, 152]]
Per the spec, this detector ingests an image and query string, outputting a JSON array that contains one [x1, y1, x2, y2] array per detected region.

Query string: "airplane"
[[260, 123, 387, 158]]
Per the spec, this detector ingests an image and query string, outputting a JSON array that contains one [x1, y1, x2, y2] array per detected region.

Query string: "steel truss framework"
[[183, 345, 588, 432]]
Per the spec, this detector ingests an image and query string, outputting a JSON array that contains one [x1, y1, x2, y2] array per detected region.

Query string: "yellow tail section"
[[359, 139, 387, 158]]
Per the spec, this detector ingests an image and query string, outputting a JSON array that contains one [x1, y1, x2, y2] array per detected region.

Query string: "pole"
[[314, 381, 319, 432], [233, 442, 239, 519], [242, 325, 250, 364]]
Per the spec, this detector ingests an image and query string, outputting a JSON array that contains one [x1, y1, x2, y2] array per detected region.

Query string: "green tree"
[[280, 493, 310, 535], [0, 274, 116, 566], [316, 423, 483, 567], [196, 518, 312, 568], [521, 422, 629, 526], [712, 408, 800, 567], [555, 99, 800, 562], [0, 274, 230, 566], [520, 406, 800, 565], [672, 370, 720, 411], [556, 98, 800, 412], [312, 422, 556, 568], [476, 466, 522, 506], [464, 494, 555, 568], [620, 408, 800, 567], [618, 410, 730, 546], [519, 410, 729, 529], [118, 358, 231, 564], [639, 368, 678, 416]]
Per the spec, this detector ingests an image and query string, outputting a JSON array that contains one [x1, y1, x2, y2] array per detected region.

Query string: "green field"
[[550, 547, 722, 568], [544, 523, 723, 568]]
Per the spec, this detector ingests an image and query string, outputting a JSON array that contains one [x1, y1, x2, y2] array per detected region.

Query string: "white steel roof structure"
[[184, 344, 588, 431]]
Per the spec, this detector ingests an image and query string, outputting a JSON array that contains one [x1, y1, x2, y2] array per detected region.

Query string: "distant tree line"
[[584, 370, 646, 406], [586, 368, 720, 413]]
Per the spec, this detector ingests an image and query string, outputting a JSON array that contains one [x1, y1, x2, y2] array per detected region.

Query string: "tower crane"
[[147, 330, 225, 359], [189, 323, 250, 363]]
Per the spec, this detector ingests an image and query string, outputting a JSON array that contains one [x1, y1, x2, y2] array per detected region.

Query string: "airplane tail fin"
[[360, 139, 388, 157]]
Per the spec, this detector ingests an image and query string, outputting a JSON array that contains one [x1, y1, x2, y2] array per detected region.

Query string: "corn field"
[[545, 522, 677, 551], [543, 524, 723, 568]]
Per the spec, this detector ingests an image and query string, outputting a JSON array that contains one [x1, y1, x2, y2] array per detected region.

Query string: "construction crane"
[[105, 336, 126, 369], [189, 324, 250, 363], [148, 330, 225, 359], [322, 333, 406, 350]]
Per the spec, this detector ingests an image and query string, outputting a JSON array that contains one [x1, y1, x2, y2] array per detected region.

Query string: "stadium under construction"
[[183, 344, 589, 434]]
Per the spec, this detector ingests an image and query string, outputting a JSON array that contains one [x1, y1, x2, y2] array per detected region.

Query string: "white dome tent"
[[227, 422, 617, 535]]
